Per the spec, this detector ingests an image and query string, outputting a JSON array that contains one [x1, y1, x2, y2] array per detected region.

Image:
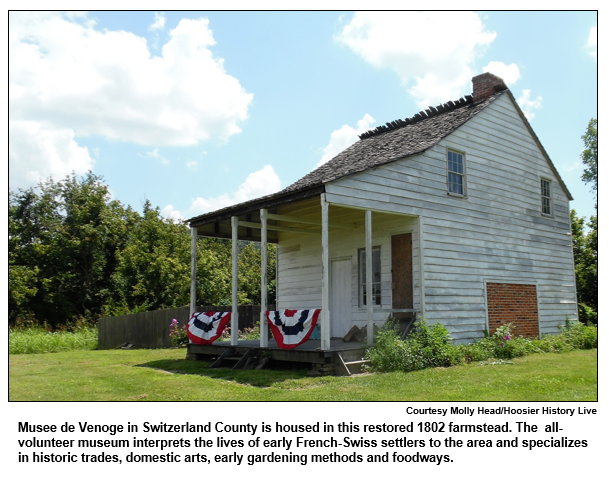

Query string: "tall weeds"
[[9, 325, 98, 355]]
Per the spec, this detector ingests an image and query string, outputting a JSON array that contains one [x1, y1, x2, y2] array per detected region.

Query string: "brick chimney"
[[472, 72, 507, 103]]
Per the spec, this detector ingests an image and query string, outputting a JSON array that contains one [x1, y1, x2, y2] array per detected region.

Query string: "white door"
[[330, 258, 352, 337]]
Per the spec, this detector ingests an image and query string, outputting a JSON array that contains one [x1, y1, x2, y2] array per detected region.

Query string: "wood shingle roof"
[[282, 91, 504, 194]]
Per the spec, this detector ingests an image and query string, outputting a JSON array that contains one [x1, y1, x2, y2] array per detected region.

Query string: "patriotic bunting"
[[187, 311, 231, 345], [266, 309, 321, 350]]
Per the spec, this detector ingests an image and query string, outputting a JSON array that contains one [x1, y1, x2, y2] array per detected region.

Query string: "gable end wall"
[[324, 93, 577, 343]]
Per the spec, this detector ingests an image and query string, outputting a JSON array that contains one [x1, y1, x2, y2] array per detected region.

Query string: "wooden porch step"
[[336, 353, 370, 376], [344, 359, 371, 366], [211, 347, 257, 370], [211, 348, 236, 368]]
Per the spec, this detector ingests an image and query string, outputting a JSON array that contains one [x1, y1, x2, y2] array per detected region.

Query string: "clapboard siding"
[[320, 93, 576, 343], [277, 210, 420, 330]]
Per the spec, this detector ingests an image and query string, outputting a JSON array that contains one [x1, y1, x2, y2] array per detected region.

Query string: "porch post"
[[365, 210, 374, 345], [418, 215, 426, 319], [320, 194, 330, 350], [189, 226, 197, 319], [260, 209, 268, 347], [231, 216, 239, 346]]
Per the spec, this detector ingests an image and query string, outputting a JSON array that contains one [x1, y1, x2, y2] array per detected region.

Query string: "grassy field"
[[9, 348, 597, 401], [9, 326, 98, 354]]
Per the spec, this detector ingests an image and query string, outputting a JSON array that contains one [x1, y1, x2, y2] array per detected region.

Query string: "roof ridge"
[[359, 94, 475, 140]]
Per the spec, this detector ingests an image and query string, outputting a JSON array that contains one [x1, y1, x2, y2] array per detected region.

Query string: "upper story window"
[[541, 178, 552, 215], [447, 150, 466, 196], [359, 247, 381, 307]]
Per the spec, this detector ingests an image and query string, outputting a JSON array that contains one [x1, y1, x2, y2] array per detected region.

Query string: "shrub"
[[366, 318, 597, 373], [169, 319, 189, 347], [558, 318, 597, 349], [366, 320, 461, 372]]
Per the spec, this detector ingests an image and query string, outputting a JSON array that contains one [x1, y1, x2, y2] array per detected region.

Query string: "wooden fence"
[[98, 305, 272, 350]]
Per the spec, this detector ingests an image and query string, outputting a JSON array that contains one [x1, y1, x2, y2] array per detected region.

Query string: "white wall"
[[275, 201, 419, 332], [319, 93, 577, 343]]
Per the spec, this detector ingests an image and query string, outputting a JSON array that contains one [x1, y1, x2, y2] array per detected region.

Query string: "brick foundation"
[[486, 283, 539, 338]]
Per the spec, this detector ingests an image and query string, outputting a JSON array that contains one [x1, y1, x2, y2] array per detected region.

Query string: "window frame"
[[446, 148, 467, 197], [358, 246, 382, 308], [540, 177, 553, 217]]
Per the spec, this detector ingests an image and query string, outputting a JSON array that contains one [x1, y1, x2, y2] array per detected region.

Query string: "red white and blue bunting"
[[266, 309, 321, 350], [187, 311, 231, 345]]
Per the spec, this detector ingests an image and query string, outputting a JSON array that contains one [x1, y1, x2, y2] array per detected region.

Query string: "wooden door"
[[391, 234, 413, 321], [330, 258, 352, 337]]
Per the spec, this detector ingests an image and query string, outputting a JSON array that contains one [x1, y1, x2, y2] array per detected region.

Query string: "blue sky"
[[9, 11, 598, 221]]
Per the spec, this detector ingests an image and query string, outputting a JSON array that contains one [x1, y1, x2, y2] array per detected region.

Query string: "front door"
[[330, 258, 352, 337], [391, 234, 414, 322]]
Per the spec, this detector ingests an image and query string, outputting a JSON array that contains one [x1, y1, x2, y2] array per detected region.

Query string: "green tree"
[[571, 211, 597, 324], [9, 173, 130, 326], [580, 118, 597, 208], [104, 201, 192, 315], [236, 242, 277, 305], [10, 172, 280, 325]]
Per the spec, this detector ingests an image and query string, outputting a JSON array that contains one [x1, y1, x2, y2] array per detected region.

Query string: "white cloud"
[[587, 26, 597, 58], [482, 61, 521, 85], [161, 204, 184, 222], [336, 12, 496, 108], [562, 161, 583, 173], [9, 12, 253, 148], [145, 148, 161, 159], [186, 160, 198, 170], [142, 147, 169, 165], [149, 12, 166, 31], [9, 120, 94, 189], [517, 89, 543, 120], [317, 114, 375, 167], [190, 165, 281, 214]]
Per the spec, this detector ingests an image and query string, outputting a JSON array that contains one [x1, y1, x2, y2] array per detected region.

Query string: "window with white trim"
[[447, 150, 466, 196], [541, 178, 552, 215], [359, 247, 381, 307]]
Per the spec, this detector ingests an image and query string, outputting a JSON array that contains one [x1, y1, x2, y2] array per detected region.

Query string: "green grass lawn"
[[9, 348, 597, 401]]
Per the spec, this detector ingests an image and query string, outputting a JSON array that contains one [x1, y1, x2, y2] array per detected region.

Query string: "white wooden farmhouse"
[[186, 73, 577, 353]]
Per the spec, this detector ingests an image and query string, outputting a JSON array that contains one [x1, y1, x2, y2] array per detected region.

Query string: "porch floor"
[[186, 339, 370, 375]]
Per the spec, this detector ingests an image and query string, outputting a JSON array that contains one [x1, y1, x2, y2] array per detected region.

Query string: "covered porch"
[[187, 188, 425, 356]]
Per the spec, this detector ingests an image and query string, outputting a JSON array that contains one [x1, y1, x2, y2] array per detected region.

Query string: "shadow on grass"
[[136, 358, 311, 388]]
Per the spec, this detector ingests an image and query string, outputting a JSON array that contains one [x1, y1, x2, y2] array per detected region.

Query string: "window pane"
[[543, 197, 551, 215], [360, 247, 381, 307], [448, 152, 463, 173], [373, 249, 381, 282], [541, 179, 551, 214], [373, 283, 381, 306], [448, 173, 463, 194]]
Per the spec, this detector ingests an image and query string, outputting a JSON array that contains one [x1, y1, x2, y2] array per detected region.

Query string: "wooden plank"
[[268, 213, 355, 229], [190, 227, 197, 318], [391, 233, 413, 321], [418, 216, 426, 319], [320, 194, 330, 350], [365, 209, 373, 345], [231, 216, 239, 346], [260, 209, 268, 347], [238, 220, 321, 235]]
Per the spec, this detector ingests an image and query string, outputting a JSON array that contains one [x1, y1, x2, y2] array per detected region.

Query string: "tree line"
[[9, 173, 276, 327]]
